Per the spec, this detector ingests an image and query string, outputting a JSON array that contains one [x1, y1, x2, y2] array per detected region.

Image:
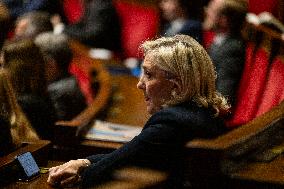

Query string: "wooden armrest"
[[186, 101, 284, 155]]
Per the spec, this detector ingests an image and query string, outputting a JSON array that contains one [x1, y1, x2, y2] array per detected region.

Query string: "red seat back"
[[63, 0, 84, 24], [226, 45, 270, 127], [113, 0, 159, 58], [256, 57, 284, 116]]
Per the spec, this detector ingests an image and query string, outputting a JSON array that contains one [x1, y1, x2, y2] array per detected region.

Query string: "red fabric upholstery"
[[256, 57, 284, 116], [113, 1, 159, 58], [202, 30, 215, 50], [226, 45, 270, 127], [69, 57, 94, 105], [248, 0, 279, 17], [63, 0, 84, 24]]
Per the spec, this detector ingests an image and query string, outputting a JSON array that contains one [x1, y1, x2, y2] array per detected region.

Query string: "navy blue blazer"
[[81, 101, 227, 188]]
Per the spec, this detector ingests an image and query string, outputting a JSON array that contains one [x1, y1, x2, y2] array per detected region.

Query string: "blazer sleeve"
[[81, 120, 181, 187]]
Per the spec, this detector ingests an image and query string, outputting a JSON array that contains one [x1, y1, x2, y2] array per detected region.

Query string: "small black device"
[[15, 152, 40, 181]]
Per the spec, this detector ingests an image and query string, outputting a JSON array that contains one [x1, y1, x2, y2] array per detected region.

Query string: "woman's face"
[[137, 55, 175, 114]]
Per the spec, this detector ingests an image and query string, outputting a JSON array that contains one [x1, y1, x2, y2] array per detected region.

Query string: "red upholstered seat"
[[63, 0, 84, 24], [113, 0, 159, 58], [256, 57, 284, 116], [248, 0, 279, 17], [69, 57, 94, 105], [226, 45, 270, 127], [202, 30, 215, 50]]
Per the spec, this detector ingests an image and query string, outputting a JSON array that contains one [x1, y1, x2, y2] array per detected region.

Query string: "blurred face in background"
[[159, 0, 183, 21], [203, 0, 224, 30]]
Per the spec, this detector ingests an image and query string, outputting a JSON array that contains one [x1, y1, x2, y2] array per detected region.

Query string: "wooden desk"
[[3, 163, 167, 189], [230, 150, 284, 188]]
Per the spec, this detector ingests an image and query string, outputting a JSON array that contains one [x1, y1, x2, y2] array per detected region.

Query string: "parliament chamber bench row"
[[1, 23, 284, 188]]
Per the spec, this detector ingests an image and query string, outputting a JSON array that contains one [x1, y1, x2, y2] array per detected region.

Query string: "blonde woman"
[[48, 35, 230, 188], [0, 70, 38, 156]]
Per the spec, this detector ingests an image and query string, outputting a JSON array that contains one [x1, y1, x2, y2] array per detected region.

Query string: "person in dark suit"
[[47, 35, 230, 188], [34, 32, 87, 121], [52, 0, 121, 51], [159, 0, 203, 43], [204, 0, 247, 105]]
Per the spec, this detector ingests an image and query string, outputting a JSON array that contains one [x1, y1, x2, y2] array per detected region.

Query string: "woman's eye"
[[145, 71, 151, 78]]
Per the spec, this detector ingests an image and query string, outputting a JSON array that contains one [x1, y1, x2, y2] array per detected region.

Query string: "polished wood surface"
[[184, 101, 284, 188], [0, 140, 51, 168], [3, 164, 166, 189]]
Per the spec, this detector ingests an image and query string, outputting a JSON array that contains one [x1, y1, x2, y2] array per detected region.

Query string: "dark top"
[[0, 117, 13, 156], [209, 35, 246, 105], [81, 101, 227, 188], [47, 76, 87, 121], [64, 0, 121, 51], [18, 94, 55, 140], [2, 0, 66, 21], [162, 19, 203, 44]]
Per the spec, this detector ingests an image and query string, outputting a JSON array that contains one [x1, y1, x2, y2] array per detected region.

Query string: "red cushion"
[[226, 46, 269, 127], [202, 30, 215, 50], [69, 57, 94, 105], [256, 57, 284, 116], [248, 0, 279, 17], [113, 1, 159, 58], [63, 0, 84, 24]]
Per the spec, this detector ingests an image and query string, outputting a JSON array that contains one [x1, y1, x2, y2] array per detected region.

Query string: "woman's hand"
[[47, 159, 90, 187]]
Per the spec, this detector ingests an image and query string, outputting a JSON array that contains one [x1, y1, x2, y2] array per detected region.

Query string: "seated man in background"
[[203, 0, 247, 106], [52, 0, 121, 52], [35, 32, 87, 121], [13, 11, 53, 41], [159, 0, 203, 43]]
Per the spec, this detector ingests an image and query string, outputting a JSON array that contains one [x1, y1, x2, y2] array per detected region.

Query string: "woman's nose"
[[137, 77, 144, 90]]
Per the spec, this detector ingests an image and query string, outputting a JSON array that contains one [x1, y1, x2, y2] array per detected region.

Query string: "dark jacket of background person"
[[81, 101, 227, 188], [0, 117, 14, 156], [47, 76, 86, 121], [2, 0, 66, 21], [17, 94, 55, 139], [209, 36, 246, 105], [2, 40, 56, 140], [63, 0, 121, 51]]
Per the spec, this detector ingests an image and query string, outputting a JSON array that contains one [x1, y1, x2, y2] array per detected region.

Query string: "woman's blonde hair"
[[0, 70, 39, 149], [141, 35, 230, 116]]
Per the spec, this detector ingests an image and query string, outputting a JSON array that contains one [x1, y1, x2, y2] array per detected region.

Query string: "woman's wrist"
[[78, 159, 91, 167]]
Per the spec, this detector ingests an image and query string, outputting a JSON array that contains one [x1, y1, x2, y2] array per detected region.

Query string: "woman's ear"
[[170, 78, 182, 96]]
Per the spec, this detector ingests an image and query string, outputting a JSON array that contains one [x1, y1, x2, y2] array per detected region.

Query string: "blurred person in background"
[[0, 70, 39, 156], [35, 32, 87, 121], [52, 0, 121, 52], [203, 0, 247, 106], [13, 11, 53, 41], [2, 39, 56, 140], [2, 0, 65, 22], [159, 0, 203, 43]]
